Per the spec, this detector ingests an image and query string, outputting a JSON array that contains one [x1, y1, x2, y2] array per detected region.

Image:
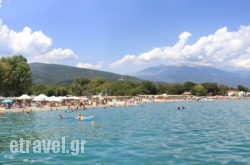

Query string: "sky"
[[0, 0, 250, 75]]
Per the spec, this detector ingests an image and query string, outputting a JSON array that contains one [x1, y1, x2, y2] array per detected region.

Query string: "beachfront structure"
[[227, 90, 246, 97]]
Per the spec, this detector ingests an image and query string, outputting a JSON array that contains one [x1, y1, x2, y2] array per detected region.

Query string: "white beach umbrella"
[[17, 94, 32, 100], [58, 96, 68, 100], [37, 94, 48, 99], [33, 96, 44, 101], [68, 96, 81, 100], [46, 96, 62, 102]]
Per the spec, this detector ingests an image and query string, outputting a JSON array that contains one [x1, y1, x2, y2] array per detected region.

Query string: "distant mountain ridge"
[[29, 63, 141, 85], [133, 64, 250, 87], [30, 63, 250, 88]]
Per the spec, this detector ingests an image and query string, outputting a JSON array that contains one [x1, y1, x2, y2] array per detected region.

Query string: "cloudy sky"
[[0, 0, 250, 74]]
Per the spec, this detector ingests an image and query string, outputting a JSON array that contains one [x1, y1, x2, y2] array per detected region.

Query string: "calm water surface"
[[1, 99, 250, 164]]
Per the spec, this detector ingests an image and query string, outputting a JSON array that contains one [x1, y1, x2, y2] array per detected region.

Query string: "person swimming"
[[59, 114, 63, 119], [77, 114, 84, 120]]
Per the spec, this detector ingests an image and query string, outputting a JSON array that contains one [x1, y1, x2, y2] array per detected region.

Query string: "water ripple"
[[1, 100, 250, 164]]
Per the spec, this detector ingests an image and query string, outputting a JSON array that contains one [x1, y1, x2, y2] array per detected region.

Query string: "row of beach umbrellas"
[[1, 94, 86, 104]]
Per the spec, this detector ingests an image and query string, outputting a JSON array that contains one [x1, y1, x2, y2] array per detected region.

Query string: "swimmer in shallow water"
[[59, 114, 63, 119], [77, 114, 84, 120]]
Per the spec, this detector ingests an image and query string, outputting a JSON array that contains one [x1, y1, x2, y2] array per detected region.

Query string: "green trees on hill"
[[0, 55, 32, 96], [30, 79, 244, 97], [0, 55, 249, 97]]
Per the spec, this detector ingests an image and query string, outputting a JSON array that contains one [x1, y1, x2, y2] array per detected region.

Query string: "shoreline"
[[0, 99, 171, 113], [0, 96, 246, 113]]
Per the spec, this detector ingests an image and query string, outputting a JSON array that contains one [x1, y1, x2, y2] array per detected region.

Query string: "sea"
[[0, 99, 250, 164]]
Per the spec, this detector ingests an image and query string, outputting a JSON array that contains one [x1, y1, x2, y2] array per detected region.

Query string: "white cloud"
[[110, 54, 136, 68], [110, 25, 250, 70], [181, 26, 250, 68], [137, 48, 162, 63], [35, 48, 78, 62], [110, 31, 192, 68], [77, 61, 104, 70], [0, 19, 78, 63], [0, 19, 52, 55], [0, 0, 2, 8]]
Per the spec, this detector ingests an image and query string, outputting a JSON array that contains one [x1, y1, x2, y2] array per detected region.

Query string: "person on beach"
[[77, 114, 84, 120]]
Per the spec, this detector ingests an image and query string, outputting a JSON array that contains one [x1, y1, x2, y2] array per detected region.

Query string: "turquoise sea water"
[[1, 99, 250, 164]]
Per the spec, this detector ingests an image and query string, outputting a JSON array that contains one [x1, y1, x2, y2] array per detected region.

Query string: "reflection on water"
[[1, 99, 250, 164]]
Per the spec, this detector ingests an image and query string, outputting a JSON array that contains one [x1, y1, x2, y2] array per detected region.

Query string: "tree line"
[[31, 78, 247, 97], [0, 55, 32, 96], [0, 55, 249, 97]]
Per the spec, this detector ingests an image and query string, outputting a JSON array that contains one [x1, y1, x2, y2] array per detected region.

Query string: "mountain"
[[29, 63, 141, 85], [133, 64, 250, 87], [29, 63, 250, 88]]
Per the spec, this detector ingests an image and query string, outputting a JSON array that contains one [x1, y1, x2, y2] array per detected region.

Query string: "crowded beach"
[[0, 93, 241, 113]]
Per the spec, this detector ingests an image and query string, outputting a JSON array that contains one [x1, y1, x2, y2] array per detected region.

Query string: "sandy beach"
[[0, 95, 235, 114], [0, 97, 167, 113], [0, 100, 128, 113], [0, 105, 67, 113]]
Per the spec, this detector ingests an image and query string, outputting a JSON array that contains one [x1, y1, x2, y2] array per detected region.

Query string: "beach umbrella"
[[33, 94, 48, 101], [37, 94, 47, 99], [46, 96, 62, 102], [2, 99, 13, 103], [58, 96, 68, 100], [68, 96, 81, 100], [17, 94, 32, 100], [33, 96, 44, 101]]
